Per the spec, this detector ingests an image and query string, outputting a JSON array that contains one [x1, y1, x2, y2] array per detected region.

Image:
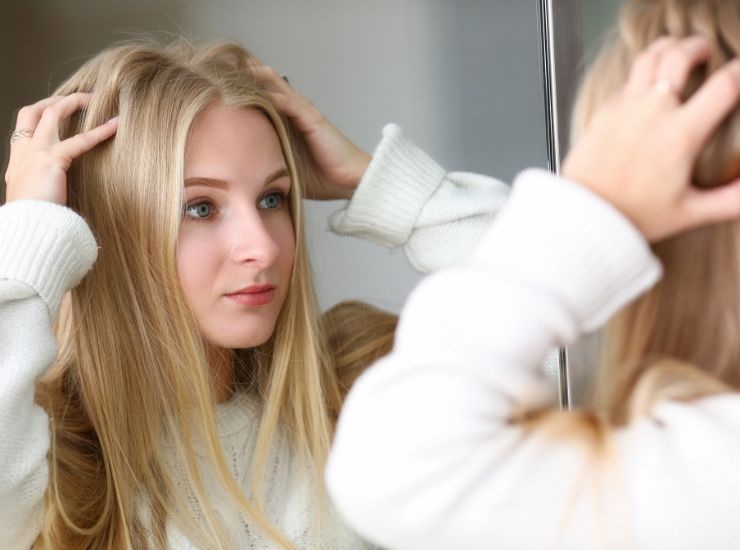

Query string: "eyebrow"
[[184, 167, 289, 189]]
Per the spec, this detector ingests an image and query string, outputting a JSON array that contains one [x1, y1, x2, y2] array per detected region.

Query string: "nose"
[[227, 211, 281, 268]]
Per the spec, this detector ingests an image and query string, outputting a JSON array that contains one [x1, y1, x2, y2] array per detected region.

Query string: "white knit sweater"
[[327, 169, 740, 550], [0, 124, 511, 549]]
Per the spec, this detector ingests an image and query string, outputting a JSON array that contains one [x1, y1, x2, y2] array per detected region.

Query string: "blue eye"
[[259, 192, 285, 210], [184, 201, 214, 220]]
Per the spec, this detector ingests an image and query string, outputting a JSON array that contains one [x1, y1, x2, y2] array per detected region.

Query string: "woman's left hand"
[[254, 64, 370, 201], [563, 36, 740, 242]]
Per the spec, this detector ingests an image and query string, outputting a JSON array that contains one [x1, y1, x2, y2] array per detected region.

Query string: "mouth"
[[225, 284, 276, 306]]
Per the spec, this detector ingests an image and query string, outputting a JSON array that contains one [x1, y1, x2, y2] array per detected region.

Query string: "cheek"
[[176, 230, 223, 304], [273, 215, 296, 279]]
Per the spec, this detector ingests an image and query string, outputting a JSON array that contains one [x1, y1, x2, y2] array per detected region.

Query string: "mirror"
[[548, 0, 626, 407], [1, 0, 562, 393]]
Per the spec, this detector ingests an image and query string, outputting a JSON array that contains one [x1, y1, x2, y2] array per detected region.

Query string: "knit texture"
[[0, 126, 511, 548], [327, 170, 740, 550], [330, 124, 511, 272], [0, 200, 99, 549], [161, 392, 365, 548]]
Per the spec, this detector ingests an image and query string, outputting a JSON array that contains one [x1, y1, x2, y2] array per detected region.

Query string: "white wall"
[[183, 0, 549, 311], [1, 0, 548, 313]]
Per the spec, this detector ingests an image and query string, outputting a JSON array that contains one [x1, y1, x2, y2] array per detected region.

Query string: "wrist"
[[561, 166, 652, 242], [345, 151, 371, 191], [332, 152, 371, 200]]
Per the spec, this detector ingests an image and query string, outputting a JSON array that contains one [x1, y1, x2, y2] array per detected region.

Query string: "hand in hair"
[[563, 36, 740, 242], [253, 64, 370, 201], [4, 93, 118, 206]]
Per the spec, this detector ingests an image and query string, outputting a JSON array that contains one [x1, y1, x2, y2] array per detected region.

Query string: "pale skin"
[[4, 74, 371, 403], [562, 36, 740, 240], [179, 104, 297, 400], [253, 65, 371, 200], [6, 37, 740, 402]]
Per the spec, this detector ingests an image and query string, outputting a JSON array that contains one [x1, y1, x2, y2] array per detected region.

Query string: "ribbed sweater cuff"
[[0, 200, 98, 316], [329, 123, 447, 247], [472, 169, 662, 332]]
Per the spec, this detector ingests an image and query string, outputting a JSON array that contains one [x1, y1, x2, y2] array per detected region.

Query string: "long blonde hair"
[[570, 0, 740, 424], [32, 39, 395, 549]]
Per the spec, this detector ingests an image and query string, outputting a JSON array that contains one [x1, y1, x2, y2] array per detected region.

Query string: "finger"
[[14, 95, 66, 132], [626, 37, 677, 93], [679, 58, 740, 150], [654, 35, 712, 96], [55, 117, 118, 160], [683, 179, 740, 226], [264, 90, 290, 110], [34, 92, 93, 142], [252, 65, 290, 90]]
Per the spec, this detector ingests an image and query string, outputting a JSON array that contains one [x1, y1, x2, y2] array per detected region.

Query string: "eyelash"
[[183, 191, 288, 222]]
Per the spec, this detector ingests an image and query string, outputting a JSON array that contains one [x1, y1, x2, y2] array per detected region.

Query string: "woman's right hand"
[[253, 65, 370, 201], [4, 93, 118, 206], [563, 36, 740, 242]]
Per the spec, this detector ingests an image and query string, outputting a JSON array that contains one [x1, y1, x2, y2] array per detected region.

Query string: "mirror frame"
[[538, 0, 584, 408]]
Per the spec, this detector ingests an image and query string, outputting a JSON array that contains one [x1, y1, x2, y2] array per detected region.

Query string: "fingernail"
[[107, 116, 119, 124]]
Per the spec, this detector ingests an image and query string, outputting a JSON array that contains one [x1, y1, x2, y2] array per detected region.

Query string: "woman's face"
[[177, 103, 295, 349]]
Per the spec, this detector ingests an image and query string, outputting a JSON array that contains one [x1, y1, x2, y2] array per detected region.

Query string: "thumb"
[[683, 178, 740, 228]]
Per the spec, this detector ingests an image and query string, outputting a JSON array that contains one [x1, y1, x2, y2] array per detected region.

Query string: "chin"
[[203, 320, 277, 350]]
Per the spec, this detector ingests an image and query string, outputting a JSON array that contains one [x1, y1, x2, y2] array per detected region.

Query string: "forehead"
[[184, 103, 285, 181]]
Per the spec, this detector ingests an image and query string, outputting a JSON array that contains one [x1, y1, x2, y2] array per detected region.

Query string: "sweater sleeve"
[[328, 124, 510, 273], [326, 169, 736, 550], [0, 200, 98, 549]]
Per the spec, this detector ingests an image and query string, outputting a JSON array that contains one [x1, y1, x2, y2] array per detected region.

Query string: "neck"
[[208, 346, 236, 403]]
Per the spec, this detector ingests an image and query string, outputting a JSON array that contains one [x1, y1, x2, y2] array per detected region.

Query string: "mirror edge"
[[538, 0, 584, 409]]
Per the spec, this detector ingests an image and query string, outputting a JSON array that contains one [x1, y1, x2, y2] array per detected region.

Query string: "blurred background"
[[582, 0, 623, 63], [1, 0, 549, 312]]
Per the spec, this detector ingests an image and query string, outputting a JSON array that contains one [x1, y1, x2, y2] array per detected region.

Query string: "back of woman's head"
[[35, 39, 339, 549], [571, 0, 740, 422], [576, 0, 740, 186]]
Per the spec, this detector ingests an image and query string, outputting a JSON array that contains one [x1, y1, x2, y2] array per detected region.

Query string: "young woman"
[[0, 40, 509, 548], [327, 1, 740, 548]]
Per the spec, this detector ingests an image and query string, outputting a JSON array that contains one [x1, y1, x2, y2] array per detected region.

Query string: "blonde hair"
[[529, 1, 740, 427], [32, 39, 395, 548], [521, 7, 740, 543], [570, 0, 740, 424], [322, 300, 398, 401]]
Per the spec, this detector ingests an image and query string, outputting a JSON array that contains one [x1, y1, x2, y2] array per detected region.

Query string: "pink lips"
[[225, 284, 276, 306]]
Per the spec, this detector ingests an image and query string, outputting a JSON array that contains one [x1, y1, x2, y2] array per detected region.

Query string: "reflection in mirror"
[[2, 0, 552, 313], [570, 0, 624, 407], [550, 0, 633, 407], [0, 4, 565, 545], [2, 0, 562, 387], [582, 0, 624, 64]]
